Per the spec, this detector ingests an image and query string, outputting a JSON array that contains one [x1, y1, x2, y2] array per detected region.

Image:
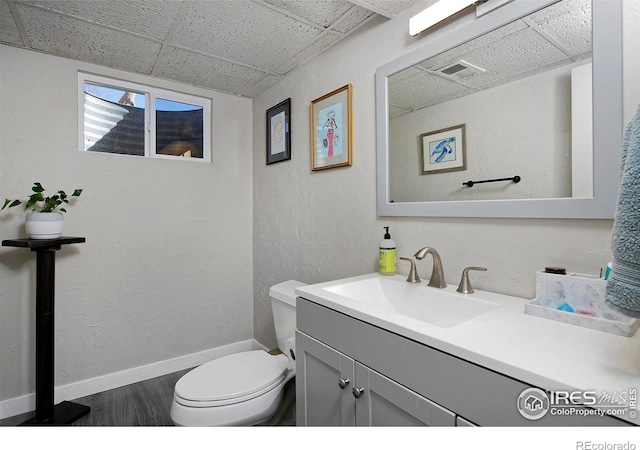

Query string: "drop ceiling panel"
[[388, 104, 411, 119], [276, 32, 340, 75], [389, 67, 472, 111], [17, 3, 161, 73], [242, 73, 284, 98], [528, 0, 589, 23], [419, 20, 528, 72], [483, 57, 583, 91], [154, 46, 268, 98], [388, 0, 591, 112], [262, 0, 353, 27], [332, 6, 375, 34], [171, 1, 323, 73], [0, 0, 23, 46], [4, 0, 421, 98], [457, 27, 568, 88], [534, 1, 591, 56], [355, 0, 423, 17], [19, 0, 181, 41]]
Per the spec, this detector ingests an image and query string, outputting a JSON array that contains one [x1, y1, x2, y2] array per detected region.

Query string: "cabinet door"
[[296, 331, 355, 426], [354, 363, 456, 427]]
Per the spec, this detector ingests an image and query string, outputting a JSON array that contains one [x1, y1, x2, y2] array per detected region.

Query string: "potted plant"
[[2, 182, 83, 239]]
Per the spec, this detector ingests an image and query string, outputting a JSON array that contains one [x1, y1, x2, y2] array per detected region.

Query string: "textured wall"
[[624, 0, 640, 122], [252, 2, 639, 349], [389, 62, 580, 202], [0, 45, 254, 401]]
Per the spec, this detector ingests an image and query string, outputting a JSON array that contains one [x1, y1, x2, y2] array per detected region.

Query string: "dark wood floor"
[[0, 368, 296, 426]]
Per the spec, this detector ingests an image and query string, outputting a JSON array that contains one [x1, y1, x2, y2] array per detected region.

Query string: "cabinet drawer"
[[297, 297, 631, 427]]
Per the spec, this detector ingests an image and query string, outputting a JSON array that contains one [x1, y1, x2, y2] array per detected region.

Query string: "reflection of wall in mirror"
[[389, 60, 592, 203]]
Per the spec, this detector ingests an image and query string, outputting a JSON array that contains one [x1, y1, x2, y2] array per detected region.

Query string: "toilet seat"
[[174, 351, 290, 408]]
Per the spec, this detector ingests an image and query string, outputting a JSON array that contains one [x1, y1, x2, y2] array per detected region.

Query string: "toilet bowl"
[[170, 280, 305, 426]]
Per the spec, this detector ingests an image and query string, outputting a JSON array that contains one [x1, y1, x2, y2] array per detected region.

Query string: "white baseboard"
[[0, 339, 260, 420]]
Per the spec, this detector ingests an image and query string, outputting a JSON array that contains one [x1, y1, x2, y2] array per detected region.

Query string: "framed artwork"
[[420, 124, 466, 175], [310, 84, 352, 171], [266, 98, 291, 165]]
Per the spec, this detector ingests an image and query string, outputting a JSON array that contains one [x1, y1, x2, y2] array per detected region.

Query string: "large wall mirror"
[[376, 0, 622, 218]]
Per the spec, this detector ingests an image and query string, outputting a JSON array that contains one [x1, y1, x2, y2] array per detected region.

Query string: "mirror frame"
[[376, 0, 622, 219]]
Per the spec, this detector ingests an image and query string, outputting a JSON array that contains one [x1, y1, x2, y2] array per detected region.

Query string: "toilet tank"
[[269, 280, 306, 351]]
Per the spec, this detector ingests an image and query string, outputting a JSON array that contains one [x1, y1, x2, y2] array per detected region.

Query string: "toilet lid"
[[174, 351, 288, 404]]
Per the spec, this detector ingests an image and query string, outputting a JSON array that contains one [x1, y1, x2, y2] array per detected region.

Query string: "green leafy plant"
[[2, 182, 82, 213]]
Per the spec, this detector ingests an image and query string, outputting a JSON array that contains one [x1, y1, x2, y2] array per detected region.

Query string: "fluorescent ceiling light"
[[476, 0, 513, 17], [409, 0, 477, 36]]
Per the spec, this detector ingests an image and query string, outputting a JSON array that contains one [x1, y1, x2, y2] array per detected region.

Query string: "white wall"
[[624, 0, 640, 122], [389, 62, 581, 202], [252, 2, 639, 348], [0, 45, 254, 402]]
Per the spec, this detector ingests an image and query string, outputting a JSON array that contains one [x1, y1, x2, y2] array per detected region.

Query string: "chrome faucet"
[[413, 247, 447, 288]]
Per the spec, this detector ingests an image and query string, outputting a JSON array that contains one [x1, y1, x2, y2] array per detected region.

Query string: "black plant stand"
[[2, 237, 90, 425]]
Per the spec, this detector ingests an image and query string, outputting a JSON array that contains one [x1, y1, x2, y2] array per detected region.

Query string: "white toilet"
[[170, 280, 305, 426]]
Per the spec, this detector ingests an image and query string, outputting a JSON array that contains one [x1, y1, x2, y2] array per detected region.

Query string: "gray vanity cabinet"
[[296, 330, 456, 426], [296, 297, 631, 427], [353, 356, 456, 426], [295, 330, 355, 426]]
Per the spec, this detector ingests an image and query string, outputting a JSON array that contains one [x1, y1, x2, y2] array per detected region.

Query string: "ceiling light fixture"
[[476, 0, 514, 17], [409, 0, 515, 35], [409, 0, 479, 36]]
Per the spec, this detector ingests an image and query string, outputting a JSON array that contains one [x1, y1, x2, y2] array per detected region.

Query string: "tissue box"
[[524, 270, 639, 337]]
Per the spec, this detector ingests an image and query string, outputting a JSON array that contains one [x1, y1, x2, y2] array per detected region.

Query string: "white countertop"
[[296, 272, 640, 425]]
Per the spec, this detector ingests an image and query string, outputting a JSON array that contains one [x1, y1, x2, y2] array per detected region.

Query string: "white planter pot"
[[25, 212, 64, 239]]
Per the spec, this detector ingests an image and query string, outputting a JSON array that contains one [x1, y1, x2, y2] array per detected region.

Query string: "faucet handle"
[[457, 267, 487, 294], [399, 257, 421, 283]]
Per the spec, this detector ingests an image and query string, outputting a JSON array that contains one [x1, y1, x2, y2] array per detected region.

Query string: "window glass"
[[155, 98, 204, 159], [79, 73, 211, 162], [83, 83, 145, 156]]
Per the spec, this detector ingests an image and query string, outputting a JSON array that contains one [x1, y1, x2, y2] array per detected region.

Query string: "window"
[[78, 73, 211, 161]]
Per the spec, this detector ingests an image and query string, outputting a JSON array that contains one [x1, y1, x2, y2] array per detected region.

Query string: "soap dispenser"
[[379, 226, 396, 276]]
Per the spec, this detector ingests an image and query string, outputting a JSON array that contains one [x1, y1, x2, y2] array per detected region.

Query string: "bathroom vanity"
[[295, 274, 638, 427]]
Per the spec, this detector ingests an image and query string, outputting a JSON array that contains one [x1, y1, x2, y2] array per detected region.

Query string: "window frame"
[[78, 72, 212, 162]]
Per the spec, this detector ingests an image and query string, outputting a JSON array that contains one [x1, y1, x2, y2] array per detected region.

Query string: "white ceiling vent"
[[437, 60, 486, 79]]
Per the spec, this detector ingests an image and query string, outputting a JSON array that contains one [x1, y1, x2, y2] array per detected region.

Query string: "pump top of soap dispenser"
[[380, 227, 395, 250]]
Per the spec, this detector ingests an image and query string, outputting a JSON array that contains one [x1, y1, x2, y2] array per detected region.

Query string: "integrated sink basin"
[[323, 277, 500, 328]]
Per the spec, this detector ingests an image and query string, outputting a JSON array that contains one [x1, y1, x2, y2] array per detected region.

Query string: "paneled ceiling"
[[0, 0, 422, 98], [388, 0, 592, 118]]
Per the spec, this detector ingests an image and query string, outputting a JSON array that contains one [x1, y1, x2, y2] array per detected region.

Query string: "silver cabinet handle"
[[338, 378, 350, 389], [352, 386, 364, 398]]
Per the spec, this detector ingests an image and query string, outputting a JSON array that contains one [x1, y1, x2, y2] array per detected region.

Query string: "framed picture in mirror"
[[420, 124, 466, 175], [266, 98, 291, 165], [310, 84, 352, 171]]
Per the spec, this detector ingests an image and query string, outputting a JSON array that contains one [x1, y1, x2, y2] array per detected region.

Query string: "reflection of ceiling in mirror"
[[388, 0, 591, 118]]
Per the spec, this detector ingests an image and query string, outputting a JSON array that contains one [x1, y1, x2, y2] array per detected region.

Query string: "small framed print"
[[420, 124, 466, 175], [310, 84, 352, 171], [266, 98, 291, 165]]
